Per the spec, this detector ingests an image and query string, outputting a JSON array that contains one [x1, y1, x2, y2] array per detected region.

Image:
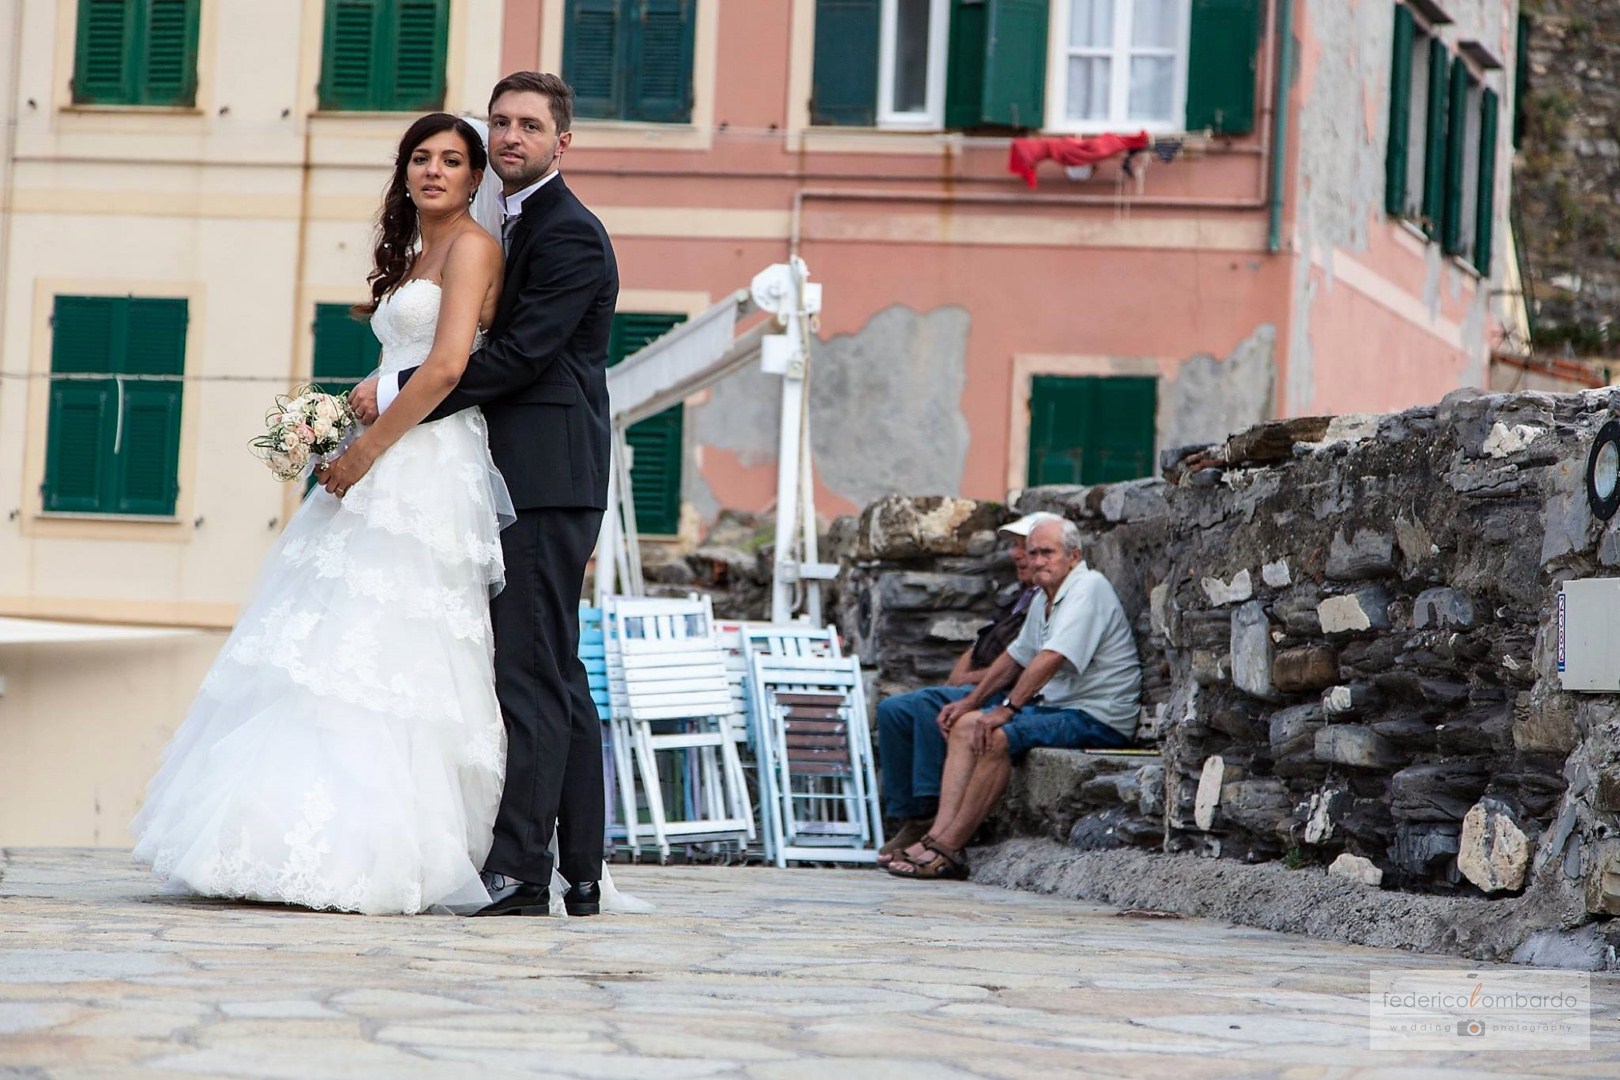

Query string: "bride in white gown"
[[133, 113, 640, 917]]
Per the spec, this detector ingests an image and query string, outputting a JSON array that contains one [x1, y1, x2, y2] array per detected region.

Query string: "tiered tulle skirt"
[[132, 412, 508, 915]]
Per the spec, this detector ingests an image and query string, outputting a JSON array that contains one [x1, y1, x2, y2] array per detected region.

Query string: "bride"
[[132, 113, 633, 916]]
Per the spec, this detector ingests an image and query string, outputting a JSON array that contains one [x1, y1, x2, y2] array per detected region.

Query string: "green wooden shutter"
[[388, 0, 448, 110], [73, 0, 135, 104], [1512, 13, 1529, 149], [117, 298, 186, 515], [1185, 0, 1262, 135], [980, 0, 1048, 128], [1026, 375, 1157, 487], [629, 0, 696, 122], [115, 388, 182, 514], [945, 0, 988, 129], [320, 0, 380, 110], [1474, 87, 1499, 273], [44, 297, 119, 512], [1421, 38, 1448, 236], [1441, 59, 1468, 255], [140, 0, 200, 106], [1384, 5, 1414, 217], [565, 0, 626, 119], [312, 304, 383, 394], [812, 0, 880, 126], [609, 313, 687, 536]]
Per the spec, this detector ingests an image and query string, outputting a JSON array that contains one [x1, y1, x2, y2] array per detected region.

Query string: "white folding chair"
[[604, 595, 754, 863], [747, 652, 884, 867]]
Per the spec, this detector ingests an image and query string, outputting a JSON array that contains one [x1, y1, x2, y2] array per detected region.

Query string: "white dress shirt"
[[376, 169, 559, 414]]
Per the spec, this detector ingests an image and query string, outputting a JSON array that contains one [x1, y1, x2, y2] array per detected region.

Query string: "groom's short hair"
[[490, 71, 574, 134]]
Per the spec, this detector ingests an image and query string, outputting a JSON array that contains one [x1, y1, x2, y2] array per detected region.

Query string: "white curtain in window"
[[1064, 0, 1185, 127]]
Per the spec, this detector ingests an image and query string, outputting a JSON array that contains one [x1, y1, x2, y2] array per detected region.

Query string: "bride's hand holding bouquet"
[[250, 386, 359, 485]]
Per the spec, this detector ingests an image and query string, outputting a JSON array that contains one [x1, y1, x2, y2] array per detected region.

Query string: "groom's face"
[[488, 90, 571, 196]]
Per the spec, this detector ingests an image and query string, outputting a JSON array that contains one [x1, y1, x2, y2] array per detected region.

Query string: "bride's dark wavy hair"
[[354, 112, 488, 317]]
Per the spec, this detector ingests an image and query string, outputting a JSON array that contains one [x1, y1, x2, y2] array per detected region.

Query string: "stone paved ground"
[[2, 850, 1618, 1079]]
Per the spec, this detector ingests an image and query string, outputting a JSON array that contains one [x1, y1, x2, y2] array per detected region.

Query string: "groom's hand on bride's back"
[[348, 378, 380, 425]]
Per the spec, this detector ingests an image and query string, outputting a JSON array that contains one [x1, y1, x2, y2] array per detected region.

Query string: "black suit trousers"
[[485, 505, 605, 885]]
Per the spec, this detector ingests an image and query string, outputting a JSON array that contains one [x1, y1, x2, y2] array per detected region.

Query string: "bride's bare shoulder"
[[444, 226, 502, 278]]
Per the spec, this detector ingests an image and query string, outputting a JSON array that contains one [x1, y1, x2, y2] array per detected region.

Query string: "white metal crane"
[[596, 258, 838, 625]]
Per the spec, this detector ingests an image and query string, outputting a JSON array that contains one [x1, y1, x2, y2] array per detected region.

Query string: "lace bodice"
[[371, 279, 486, 376]]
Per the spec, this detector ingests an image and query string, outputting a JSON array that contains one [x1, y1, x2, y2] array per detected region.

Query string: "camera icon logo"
[[1457, 1020, 1485, 1037]]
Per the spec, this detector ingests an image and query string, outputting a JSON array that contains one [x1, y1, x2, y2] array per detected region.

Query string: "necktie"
[[501, 215, 518, 256]]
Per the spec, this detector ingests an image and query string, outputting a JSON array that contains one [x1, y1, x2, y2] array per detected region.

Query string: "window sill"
[[61, 104, 203, 116], [1449, 255, 1484, 280], [36, 512, 182, 523]]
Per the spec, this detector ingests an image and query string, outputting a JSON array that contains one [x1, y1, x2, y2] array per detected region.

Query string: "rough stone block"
[[1225, 416, 1332, 467], [1219, 779, 1292, 834], [1317, 589, 1391, 635], [877, 571, 991, 611], [1328, 853, 1383, 887], [1194, 755, 1238, 831], [856, 496, 1005, 560], [1391, 824, 1462, 881], [1314, 725, 1397, 769], [1322, 683, 1377, 719], [1272, 646, 1339, 693], [1201, 570, 1253, 606], [1261, 560, 1292, 588], [1100, 480, 1170, 523], [1411, 588, 1477, 630], [1230, 600, 1274, 699], [1389, 763, 1489, 823], [1326, 529, 1396, 581], [1304, 787, 1350, 844], [1149, 582, 1169, 637], [1269, 703, 1323, 761], [1515, 686, 1580, 754], [1457, 797, 1531, 894], [926, 615, 982, 642], [1584, 840, 1620, 917], [1596, 768, 1620, 813]]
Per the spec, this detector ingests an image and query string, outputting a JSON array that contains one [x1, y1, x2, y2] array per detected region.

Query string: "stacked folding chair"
[[745, 642, 885, 867], [578, 604, 632, 850], [603, 595, 754, 864]]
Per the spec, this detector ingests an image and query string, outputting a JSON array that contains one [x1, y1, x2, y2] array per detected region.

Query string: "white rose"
[[310, 414, 334, 441], [315, 395, 343, 424]]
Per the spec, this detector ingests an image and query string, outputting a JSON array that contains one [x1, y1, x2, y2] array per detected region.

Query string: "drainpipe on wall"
[[1267, 0, 1295, 254]]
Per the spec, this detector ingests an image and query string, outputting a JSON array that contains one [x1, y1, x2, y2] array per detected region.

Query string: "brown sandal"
[[885, 837, 968, 880], [877, 820, 933, 868]]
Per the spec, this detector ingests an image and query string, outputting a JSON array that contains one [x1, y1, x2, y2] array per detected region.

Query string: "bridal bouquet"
[[250, 386, 357, 481]]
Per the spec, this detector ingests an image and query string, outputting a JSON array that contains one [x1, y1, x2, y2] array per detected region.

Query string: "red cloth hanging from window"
[[1008, 132, 1152, 188]]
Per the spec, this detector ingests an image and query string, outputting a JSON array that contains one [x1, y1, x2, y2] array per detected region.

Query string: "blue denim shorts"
[[1002, 704, 1129, 760]]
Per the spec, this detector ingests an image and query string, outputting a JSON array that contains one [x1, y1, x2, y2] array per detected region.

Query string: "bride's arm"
[[320, 231, 501, 495]]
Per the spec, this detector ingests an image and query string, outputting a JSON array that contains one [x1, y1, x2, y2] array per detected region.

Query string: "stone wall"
[[1518, 2, 1620, 356], [836, 388, 1620, 954]]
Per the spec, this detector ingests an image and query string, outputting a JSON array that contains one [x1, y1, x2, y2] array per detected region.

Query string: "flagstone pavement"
[[1, 848, 1617, 1079]]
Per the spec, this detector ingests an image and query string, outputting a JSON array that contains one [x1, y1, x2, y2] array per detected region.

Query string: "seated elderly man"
[[887, 516, 1142, 880], [875, 511, 1057, 867]]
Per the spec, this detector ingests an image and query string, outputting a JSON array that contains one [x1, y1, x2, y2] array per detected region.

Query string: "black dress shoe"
[[563, 880, 600, 917], [471, 873, 551, 916]]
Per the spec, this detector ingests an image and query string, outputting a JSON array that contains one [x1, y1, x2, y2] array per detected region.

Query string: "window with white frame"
[[1054, 0, 1190, 132], [878, 0, 949, 128]]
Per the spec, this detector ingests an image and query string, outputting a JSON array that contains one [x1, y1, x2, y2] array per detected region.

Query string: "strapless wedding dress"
[[132, 280, 509, 914]]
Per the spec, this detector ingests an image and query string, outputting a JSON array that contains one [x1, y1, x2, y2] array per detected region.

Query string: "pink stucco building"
[[500, 0, 1525, 535]]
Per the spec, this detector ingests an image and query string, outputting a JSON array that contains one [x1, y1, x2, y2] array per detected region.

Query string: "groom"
[[346, 72, 617, 917]]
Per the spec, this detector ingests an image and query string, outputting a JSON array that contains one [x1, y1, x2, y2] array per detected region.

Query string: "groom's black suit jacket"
[[402, 174, 618, 509]]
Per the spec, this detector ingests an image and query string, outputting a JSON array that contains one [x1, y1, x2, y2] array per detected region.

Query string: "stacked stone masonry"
[[834, 388, 1620, 952]]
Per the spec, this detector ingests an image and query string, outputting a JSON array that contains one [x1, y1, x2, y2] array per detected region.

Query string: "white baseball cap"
[[998, 511, 1063, 537]]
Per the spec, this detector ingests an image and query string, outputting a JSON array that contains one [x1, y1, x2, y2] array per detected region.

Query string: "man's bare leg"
[[931, 729, 1012, 852]]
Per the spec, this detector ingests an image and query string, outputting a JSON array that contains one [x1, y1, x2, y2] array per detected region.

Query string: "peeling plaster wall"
[[1288, 0, 1517, 416], [1165, 325, 1278, 448], [687, 305, 972, 523]]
